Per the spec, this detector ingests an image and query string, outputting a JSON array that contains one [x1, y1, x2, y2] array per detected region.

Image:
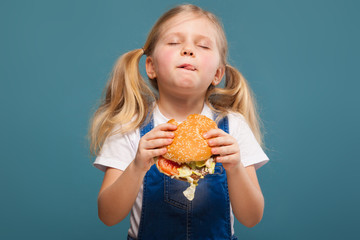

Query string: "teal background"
[[1, 0, 359, 239]]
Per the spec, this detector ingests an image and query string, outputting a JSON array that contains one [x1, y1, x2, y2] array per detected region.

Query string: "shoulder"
[[225, 111, 257, 145], [226, 111, 269, 169], [99, 120, 141, 159], [106, 123, 140, 150], [226, 111, 246, 122], [94, 126, 140, 172], [225, 111, 249, 134], [110, 124, 139, 140]]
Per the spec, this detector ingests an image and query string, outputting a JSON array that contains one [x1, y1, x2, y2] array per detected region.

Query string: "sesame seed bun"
[[162, 114, 217, 163]]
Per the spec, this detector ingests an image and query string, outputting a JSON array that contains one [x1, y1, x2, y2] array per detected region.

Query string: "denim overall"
[[128, 115, 237, 240]]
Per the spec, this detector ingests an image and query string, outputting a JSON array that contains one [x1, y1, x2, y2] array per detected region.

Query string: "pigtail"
[[207, 64, 264, 147], [89, 49, 155, 155]]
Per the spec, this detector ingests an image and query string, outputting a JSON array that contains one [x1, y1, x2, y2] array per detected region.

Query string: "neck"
[[157, 93, 206, 122]]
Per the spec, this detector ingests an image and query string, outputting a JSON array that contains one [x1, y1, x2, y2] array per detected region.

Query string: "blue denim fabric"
[[133, 114, 236, 240]]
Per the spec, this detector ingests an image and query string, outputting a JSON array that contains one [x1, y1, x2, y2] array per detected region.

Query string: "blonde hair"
[[89, 4, 264, 155]]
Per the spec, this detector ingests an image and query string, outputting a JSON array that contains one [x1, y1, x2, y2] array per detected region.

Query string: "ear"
[[212, 65, 225, 86], [145, 56, 157, 79]]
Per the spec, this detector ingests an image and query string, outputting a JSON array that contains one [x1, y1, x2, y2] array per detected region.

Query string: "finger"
[[148, 147, 168, 158], [140, 147, 168, 161], [143, 138, 173, 150], [143, 123, 176, 140], [207, 136, 235, 147], [211, 145, 238, 156], [144, 130, 175, 140], [203, 128, 226, 139], [154, 123, 178, 132]]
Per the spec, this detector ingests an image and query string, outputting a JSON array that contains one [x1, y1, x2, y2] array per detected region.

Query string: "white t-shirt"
[[94, 104, 269, 237]]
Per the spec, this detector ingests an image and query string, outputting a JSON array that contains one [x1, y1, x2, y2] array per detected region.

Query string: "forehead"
[[159, 13, 219, 41]]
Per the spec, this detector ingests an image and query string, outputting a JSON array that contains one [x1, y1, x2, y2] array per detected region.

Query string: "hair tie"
[[141, 47, 145, 55]]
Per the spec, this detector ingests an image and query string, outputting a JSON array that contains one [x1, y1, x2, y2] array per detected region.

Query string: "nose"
[[181, 48, 195, 57]]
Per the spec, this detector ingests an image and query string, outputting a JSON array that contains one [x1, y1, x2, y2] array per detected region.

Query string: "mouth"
[[177, 64, 196, 71]]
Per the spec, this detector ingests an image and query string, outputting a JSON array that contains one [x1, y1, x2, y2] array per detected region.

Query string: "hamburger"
[[155, 114, 217, 200]]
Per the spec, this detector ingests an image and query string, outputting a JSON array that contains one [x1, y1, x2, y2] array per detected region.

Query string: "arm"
[[97, 164, 146, 226], [226, 164, 264, 228], [204, 129, 264, 228], [97, 123, 177, 226]]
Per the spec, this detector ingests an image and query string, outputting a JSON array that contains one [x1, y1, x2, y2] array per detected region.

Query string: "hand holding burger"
[[134, 122, 177, 173]]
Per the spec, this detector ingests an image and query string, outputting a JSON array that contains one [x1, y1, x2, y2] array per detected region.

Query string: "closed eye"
[[198, 45, 210, 49], [168, 42, 179, 45]]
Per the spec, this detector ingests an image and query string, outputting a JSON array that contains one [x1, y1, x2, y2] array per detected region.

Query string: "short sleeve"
[[228, 113, 269, 170], [93, 128, 139, 172]]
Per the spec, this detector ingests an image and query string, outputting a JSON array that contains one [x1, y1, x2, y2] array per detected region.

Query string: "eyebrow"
[[163, 32, 214, 43]]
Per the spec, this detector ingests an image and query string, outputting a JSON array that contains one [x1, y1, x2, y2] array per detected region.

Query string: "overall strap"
[[217, 115, 229, 134], [140, 115, 154, 137]]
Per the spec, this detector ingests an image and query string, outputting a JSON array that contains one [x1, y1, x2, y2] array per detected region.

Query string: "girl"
[[90, 4, 269, 240]]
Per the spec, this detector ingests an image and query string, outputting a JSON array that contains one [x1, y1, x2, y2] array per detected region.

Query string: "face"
[[146, 14, 225, 98]]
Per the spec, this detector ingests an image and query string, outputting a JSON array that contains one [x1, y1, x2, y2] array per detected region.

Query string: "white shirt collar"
[[154, 103, 213, 125]]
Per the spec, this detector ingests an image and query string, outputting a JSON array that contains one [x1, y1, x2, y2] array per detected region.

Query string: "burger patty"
[[177, 165, 209, 181], [190, 174, 202, 181], [190, 166, 209, 180]]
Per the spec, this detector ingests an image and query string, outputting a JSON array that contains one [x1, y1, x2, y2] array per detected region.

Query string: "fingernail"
[[203, 133, 208, 138]]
